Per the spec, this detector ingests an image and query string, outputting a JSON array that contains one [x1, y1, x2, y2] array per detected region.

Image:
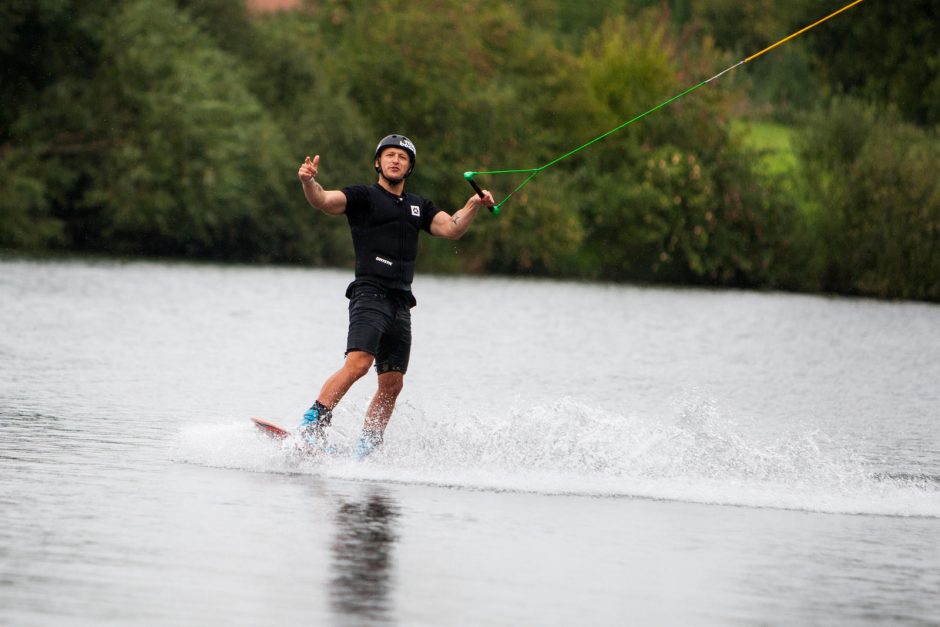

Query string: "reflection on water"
[[329, 491, 400, 624]]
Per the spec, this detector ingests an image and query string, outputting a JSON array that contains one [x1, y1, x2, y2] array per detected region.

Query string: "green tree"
[[309, 0, 590, 274], [4, 0, 934, 301], [243, 10, 378, 266], [797, 99, 940, 299], [805, 0, 940, 127], [0, 0, 111, 249], [691, 0, 940, 127], [688, 0, 846, 118], [570, 11, 798, 286], [73, 0, 296, 258]]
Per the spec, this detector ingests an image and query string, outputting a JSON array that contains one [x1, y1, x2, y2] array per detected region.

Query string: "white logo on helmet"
[[399, 138, 416, 155]]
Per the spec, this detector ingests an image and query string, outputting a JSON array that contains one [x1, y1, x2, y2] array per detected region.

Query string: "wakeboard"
[[251, 417, 290, 440], [250, 417, 373, 459]]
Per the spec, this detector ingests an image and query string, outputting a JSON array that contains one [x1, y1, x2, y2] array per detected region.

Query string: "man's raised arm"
[[298, 155, 347, 215]]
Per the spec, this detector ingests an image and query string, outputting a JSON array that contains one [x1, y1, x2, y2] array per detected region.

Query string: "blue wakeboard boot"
[[353, 430, 383, 460], [298, 402, 334, 453]]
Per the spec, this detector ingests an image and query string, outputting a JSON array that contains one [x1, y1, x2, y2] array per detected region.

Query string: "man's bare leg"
[[354, 371, 403, 458], [316, 350, 374, 409], [363, 371, 404, 436]]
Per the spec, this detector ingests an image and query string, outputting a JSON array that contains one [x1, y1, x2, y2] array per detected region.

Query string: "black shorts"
[[346, 287, 413, 374]]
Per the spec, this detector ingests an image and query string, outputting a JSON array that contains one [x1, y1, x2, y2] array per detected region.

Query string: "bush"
[[0, 148, 64, 249], [568, 10, 799, 287], [797, 99, 940, 300], [80, 0, 296, 259]]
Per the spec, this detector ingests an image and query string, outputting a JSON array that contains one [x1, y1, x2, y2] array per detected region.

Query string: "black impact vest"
[[342, 183, 440, 293]]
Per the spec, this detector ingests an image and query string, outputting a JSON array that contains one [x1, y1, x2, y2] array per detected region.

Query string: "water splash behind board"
[[173, 398, 940, 518]]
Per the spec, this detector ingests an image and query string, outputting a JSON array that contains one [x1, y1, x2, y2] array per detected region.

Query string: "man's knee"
[[344, 351, 374, 379], [378, 372, 404, 398]]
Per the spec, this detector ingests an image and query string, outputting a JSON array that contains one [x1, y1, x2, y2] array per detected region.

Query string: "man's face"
[[377, 148, 411, 183]]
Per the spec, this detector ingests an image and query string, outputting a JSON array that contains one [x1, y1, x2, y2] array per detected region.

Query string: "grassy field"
[[731, 119, 800, 178]]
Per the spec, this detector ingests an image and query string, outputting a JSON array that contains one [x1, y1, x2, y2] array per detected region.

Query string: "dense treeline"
[[1, 0, 938, 300]]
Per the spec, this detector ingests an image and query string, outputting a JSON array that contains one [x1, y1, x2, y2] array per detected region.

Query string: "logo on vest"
[[410, 204, 420, 217], [375, 256, 393, 266]]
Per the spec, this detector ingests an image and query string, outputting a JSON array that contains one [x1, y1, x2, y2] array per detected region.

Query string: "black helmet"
[[373, 134, 416, 178]]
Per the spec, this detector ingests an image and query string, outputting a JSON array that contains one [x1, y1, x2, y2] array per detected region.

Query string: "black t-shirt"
[[341, 183, 441, 303]]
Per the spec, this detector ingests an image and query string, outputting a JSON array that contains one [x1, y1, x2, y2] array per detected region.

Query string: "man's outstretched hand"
[[298, 155, 319, 184]]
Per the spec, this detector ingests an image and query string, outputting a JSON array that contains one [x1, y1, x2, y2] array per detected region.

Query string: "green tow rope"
[[465, 0, 865, 215]]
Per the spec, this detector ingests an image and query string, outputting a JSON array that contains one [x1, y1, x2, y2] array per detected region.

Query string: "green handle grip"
[[464, 172, 498, 215]]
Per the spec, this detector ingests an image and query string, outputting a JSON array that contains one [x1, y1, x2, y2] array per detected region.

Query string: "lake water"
[[1, 257, 938, 626]]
